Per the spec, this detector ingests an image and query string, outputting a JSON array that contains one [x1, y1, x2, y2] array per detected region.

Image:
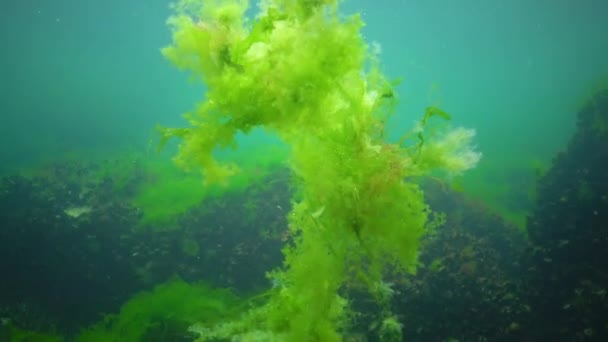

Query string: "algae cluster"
[[75, 279, 240, 342], [160, 0, 480, 339]]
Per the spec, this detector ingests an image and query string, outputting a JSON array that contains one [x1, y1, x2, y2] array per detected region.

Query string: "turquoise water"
[[2, 1, 607, 169]]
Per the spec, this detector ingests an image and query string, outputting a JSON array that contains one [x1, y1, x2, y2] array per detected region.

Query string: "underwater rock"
[[524, 89, 608, 340], [347, 179, 528, 341]]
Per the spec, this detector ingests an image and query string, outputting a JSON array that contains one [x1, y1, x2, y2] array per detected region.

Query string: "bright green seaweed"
[[160, 0, 480, 339], [75, 279, 240, 342]]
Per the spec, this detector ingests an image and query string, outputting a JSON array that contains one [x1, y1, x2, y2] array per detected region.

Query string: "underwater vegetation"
[[0, 322, 62, 342], [74, 279, 241, 342], [462, 157, 546, 231], [0, 85, 606, 340], [1, 0, 606, 341], [135, 145, 287, 228], [159, 0, 480, 339], [341, 179, 529, 341]]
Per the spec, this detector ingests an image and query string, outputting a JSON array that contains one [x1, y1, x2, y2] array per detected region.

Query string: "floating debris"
[[311, 206, 325, 218], [64, 206, 92, 218]]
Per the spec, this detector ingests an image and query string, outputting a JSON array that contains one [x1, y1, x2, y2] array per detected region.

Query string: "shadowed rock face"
[[387, 180, 528, 342], [524, 89, 608, 341], [0, 161, 144, 334], [0, 160, 287, 336]]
